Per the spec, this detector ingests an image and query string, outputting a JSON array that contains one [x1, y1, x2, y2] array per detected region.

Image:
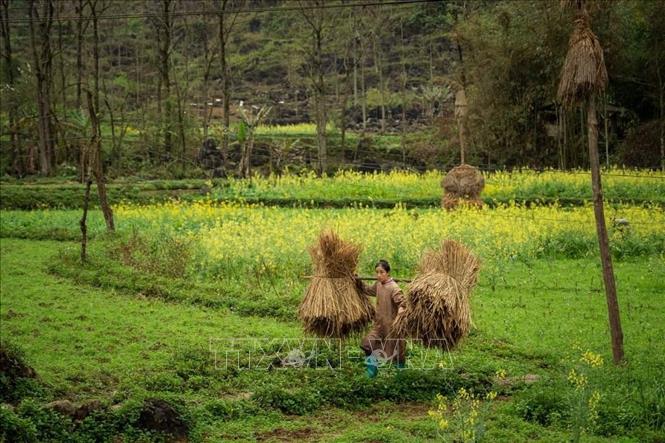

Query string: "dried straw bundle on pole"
[[393, 240, 480, 350], [298, 230, 374, 338], [557, 12, 607, 107], [557, 1, 624, 364]]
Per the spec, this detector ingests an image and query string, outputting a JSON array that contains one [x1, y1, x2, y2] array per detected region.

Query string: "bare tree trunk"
[[563, 109, 568, 169], [428, 42, 434, 84], [201, 18, 216, 139], [89, 0, 100, 112], [28, 0, 54, 176], [219, 7, 229, 151], [604, 95, 609, 168], [587, 95, 624, 364], [580, 106, 585, 167], [658, 65, 664, 172], [163, 0, 173, 156], [399, 17, 407, 163], [57, 1, 66, 124], [372, 34, 386, 134], [315, 88, 327, 175], [244, 136, 254, 178], [218, 0, 241, 152], [352, 30, 358, 106], [75, 0, 84, 109], [80, 178, 92, 261], [174, 74, 187, 172], [299, 0, 329, 176], [360, 38, 366, 132], [339, 54, 352, 152], [105, 92, 117, 163], [153, 0, 173, 157], [1, 0, 22, 176], [103, 86, 130, 169], [556, 106, 563, 169], [86, 90, 115, 232]]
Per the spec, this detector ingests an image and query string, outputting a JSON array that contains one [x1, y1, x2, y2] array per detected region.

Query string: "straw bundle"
[[442, 164, 484, 198], [393, 240, 480, 350], [441, 164, 484, 209], [442, 195, 483, 211], [557, 12, 607, 107], [418, 240, 481, 292], [298, 230, 374, 338]]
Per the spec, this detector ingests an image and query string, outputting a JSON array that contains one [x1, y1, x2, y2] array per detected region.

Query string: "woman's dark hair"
[[375, 259, 391, 273]]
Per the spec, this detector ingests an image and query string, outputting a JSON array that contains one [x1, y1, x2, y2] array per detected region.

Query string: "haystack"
[[442, 195, 483, 211], [298, 230, 374, 338], [393, 240, 480, 350], [441, 164, 484, 209]]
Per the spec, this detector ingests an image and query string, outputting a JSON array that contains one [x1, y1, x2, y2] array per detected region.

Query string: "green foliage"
[[201, 399, 259, 421], [0, 237, 663, 439], [110, 230, 193, 279], [0, 405, 37, 443], [253, 386, 323, 415], [13, 399, 73, 442], [514, 385, 569, 427]]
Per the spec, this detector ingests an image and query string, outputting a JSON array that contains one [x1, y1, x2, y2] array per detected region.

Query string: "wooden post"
[[587, 95, 624, 364], [455, 89, 468, 164]]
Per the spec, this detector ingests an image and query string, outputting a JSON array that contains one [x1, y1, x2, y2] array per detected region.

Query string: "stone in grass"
[[137, 398, 189, 439], [47, 399, 103, 421], [496, 373, 541, 387]]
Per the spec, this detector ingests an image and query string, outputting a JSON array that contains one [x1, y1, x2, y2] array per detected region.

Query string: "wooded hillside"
[[1, 0, 663, 178]]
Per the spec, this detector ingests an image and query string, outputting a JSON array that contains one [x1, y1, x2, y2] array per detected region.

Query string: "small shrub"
[[252, 386, 322, 415], [0, 405, 37, 443], [14, 399, 72, 442], [513, 385, 568, 427]]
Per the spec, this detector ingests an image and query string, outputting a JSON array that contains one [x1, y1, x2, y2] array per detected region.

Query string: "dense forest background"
[[0, 0, 663, 179]]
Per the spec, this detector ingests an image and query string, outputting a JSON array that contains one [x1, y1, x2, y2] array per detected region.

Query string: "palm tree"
[[557, 0, 624, 364]]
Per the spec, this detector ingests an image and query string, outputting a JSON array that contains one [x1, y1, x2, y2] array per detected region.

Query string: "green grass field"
[[1, 174, 664, 442]]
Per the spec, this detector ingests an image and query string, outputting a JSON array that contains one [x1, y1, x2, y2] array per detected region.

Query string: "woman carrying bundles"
[[355, 259, 406, 378]]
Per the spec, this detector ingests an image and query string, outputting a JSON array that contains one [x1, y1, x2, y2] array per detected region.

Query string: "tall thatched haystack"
[[393, 240, 480, 350], [441, 164, 484, 210], [298, 230, 374, 338]]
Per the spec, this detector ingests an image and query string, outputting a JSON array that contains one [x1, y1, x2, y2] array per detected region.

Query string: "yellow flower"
[[581, 351, 604, 368], [567, 368, 588, 390], [457, 387, 470, 400]]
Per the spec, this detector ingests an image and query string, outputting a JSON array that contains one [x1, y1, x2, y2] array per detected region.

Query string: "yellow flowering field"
[[218, 168, 665, 202], [114, 200, 665, 280]]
